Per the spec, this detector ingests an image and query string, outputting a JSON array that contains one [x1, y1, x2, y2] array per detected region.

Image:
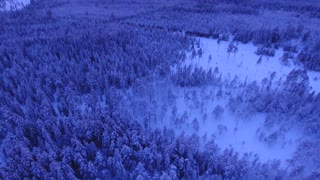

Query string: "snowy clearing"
[[145, 37, 320, 169], [182, 37, 320, 93], [146, 86, 303, 168]]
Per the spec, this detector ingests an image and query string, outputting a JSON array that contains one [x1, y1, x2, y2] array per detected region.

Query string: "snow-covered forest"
[[0, 0, 320, 179]]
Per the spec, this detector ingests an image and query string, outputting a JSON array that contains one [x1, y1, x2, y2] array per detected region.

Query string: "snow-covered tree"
[[212, 105, 224, 119]]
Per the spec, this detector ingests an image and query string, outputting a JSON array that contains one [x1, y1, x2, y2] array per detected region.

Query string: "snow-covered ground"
[[44, 36, 318, 173], [308, 71, 320, 93], [183, 38, 320, 93], [147, 86, 302, 168], [146, 38, 320, 169], [38, 35, 318, 175], [0, 0, 30, 11]]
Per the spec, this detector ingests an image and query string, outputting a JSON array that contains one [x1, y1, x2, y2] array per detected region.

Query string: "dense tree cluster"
[[0, 13, 200, 179], [298, 39, 320, 71], [0, 105, 291, 179], [0, 8, 289, 179], [1, 0, 320, 179], [125, 1, 319, 71], [224, 70, 320, 139], [158, 65, 320, 177], [171, 65, 220, 87]]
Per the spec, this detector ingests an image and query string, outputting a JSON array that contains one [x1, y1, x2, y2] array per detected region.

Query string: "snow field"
[[183, 37, 320, 93]]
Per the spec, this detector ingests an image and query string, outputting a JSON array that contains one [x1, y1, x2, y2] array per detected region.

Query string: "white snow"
[[0, 0, 30, 11], [308, 71, 320, 93], [120, 37, 320, 174], [146, 37, 320, 168], [182, 37, 320, 93], [148, 86, 302, 167]]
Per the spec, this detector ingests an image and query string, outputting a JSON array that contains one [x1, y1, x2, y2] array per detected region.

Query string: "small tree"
[[202, 113, 208, 123], [255, 55, 263, 75], [198, 48, 203, 58], [47, 9, 53, 19], [284, 69, 309, 97], [192, 118, 200, 131], [216, 89, 223, 99], [217, 124, 228, 135], [261, 78, 269, 91], [280, 52, 290, 67], [213, 105, 224, 119], [227, 41, 238, 60]]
